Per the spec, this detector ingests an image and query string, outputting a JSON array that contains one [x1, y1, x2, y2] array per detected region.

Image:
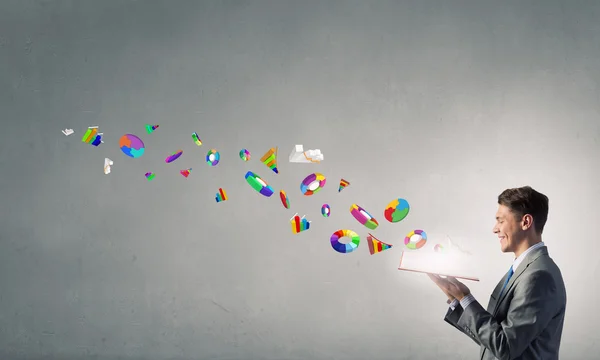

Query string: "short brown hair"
[[498, 186, 549, 234]]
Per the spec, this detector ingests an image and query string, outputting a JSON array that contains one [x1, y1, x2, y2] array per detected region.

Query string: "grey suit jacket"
[[444, 246, 567, 360]]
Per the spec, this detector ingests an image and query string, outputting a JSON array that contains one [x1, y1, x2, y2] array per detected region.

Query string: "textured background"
[[1, 0, 599, 359]]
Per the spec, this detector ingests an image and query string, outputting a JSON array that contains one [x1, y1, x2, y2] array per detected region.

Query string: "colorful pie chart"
[[384, 198, 410, 223], [330, 229, 360, 253], [119, 134, 145, 158], [404, 229, 427, 250]]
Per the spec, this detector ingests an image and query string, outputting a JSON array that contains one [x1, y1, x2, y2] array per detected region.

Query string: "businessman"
[[429, 186, 566, 360]]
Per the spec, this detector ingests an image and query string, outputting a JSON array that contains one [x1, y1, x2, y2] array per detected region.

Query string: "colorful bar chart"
[[82, 126, 103, 146], [290, 213, 310, 234], [215, 188, 227, 202], [81, 127, 97, 143]]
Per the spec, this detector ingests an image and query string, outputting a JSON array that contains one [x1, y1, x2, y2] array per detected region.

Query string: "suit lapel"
[[492, 246, 548, 315], [492, 261, 529, 315], [487, 273, 509, 312]]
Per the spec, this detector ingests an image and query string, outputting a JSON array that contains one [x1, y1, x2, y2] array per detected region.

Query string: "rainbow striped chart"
[[330, 229, 360, 253], [367, 233, 393, 255], [338, 178, 350, 192], [405, 229, 427, 250], [290, 213, 310, 234], [260, 147, 278, 174], [215, 188, 227, 202]]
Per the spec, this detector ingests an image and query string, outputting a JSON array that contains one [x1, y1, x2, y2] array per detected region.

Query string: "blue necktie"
[[499, 265, 514, 298]]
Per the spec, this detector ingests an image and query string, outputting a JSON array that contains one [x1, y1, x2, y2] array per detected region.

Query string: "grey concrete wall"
[[1, 0, 599, 359]]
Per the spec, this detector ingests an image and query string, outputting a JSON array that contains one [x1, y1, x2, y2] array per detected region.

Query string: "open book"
[[398, 250, 480, 282]]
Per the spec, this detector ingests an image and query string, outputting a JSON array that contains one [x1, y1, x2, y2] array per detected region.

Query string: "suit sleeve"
[[444, 304, 482, 345], [456, 271, 558, 360]]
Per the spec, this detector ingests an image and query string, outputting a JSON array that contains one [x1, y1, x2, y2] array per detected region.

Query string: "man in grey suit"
[[429, 186, 567, 360]]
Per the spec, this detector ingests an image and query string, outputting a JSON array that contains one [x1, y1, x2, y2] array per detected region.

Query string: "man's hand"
[[447, 277, 471, 300], [427, 274, 471, 301], [428, 274, 456, 303]]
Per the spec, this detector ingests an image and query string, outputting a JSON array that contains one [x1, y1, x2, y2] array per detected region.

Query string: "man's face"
[[493, 204, 524, 253]]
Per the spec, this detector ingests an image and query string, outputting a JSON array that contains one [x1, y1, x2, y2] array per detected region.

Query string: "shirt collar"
[[513, 241, 545, 271]]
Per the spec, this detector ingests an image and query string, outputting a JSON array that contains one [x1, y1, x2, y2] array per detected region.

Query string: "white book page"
[[398, 250, 480, 281]]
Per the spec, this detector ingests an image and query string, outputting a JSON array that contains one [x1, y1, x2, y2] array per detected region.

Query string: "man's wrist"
[[459, 293, 476, 310]]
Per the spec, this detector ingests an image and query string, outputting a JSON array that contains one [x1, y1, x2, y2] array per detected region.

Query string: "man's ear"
[[522, 214, 534, 231]]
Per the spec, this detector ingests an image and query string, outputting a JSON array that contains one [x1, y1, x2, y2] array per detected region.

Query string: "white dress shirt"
[[449, 241, 545, 311]]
